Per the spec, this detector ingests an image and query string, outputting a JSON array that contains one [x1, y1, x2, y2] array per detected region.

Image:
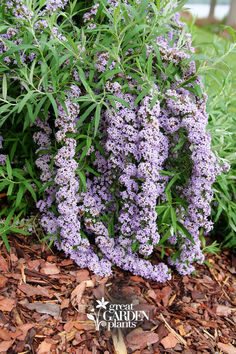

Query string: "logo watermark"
[[86, 297, 150, 331]]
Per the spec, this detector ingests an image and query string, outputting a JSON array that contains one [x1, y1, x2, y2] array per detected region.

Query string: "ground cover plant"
[[0, 0, 233, 282]]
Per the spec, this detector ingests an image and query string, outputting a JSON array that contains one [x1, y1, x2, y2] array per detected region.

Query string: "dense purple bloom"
[[27, 0, 229, 281]]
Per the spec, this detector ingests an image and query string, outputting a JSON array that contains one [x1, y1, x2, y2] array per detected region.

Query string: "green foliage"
[[189, 24, 236, 252]]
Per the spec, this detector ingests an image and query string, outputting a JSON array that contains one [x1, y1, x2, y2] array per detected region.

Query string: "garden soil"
[[0, 232, 235, 353]]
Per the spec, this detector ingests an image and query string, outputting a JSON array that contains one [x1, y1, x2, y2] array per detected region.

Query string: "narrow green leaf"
[[153, 43, 162, 65], [4, 208, 15, 227], [17, 91, 34, 113], [170, 207, 177, 234], [147, 52, 153, 77], [0, 232, 10, 252], [177, 222, 195, 244], [165, 174, 179, 193], [0, 180, 9, 192], [6, 155, 12, 179], [40, 233, 55, 242], [103, 68, 122, 80], [29, 59, 37, 84], [78, 170, 87, 192], [79, 137, 92, 162], [76, 103, 96, 128], [94, 140, 106, 157], [94, 103, 101, 137], [131, 240, 140, 253], [84, 165, 100, 177], [133, 88, 150, 107], [204, 259, 214, 268], [161, 206, 170, 223], [0, 44, 35, 60], [9, 228, 30, 235], [25, 159, 34, 178], [2, 73, 7, 100], [23, 181, 37, 202], [77, 67, 95, 99], [10, 141, 17, 161], [166, 190, 172, 204], [150, 93, 159, 110], [172, 138, 185, 153], [15, 185, 26, 207], [48, 235, 55, 248], [158, 228, 171, 245], [47, 93, 58, 118], [7, 182, 14, 195], [32, 96, 47, 123]]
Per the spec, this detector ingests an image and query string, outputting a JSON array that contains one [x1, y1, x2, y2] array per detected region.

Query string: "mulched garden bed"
[[0, 232, 236, 354]]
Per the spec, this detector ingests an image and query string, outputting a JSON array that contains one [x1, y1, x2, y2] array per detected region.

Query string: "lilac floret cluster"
[[33, 116, 58, 235], [5, 0, 68, 17]]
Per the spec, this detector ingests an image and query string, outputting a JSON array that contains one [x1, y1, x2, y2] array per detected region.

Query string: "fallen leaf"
[[16, 323, 35, 341], [182, 296, 191, 303], [0, 298, 15, 312], [61, 259, 74, 266], [0, 276, 8, 288], [130, 276, 144, 282], [93, 284, 105, 299], [60, 298, 70, 309], [25, 302, 60, 318], [64, 321, 74, 332], [41, 262, 60, 275], [37, 340, 53, 354], [10, 253, 18, 262], [97, 276, 110, 284], [126, 328, 159, 350], [161, 333, 179, 349], [0, 256, 8, 272], [202, 275, 215, 284], [177, 325, 186, 337], [157, 323, 169, 341], [71, 282, 86, 307], [161, 286, 172, 307], [73, 321, 95, 330], [0, 340, 14, 352], [76, 269, 89, 283], [147, 289, 156, 300], [216, 305, 232, 317], [28, 260, 41, 271], [217, 342, 236, 354], [18, 284, 50, 297], [191, 290, 205, 301], [0, 328, 11, 341]]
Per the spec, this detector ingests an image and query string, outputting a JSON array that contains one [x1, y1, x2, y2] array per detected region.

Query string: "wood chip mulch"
[[0, 232, 236, 354]]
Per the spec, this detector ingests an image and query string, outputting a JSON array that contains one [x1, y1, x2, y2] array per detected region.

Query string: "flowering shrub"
[[0, 0, 230, 281]]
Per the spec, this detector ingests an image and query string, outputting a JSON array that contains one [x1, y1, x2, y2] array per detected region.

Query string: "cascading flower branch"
[[0, 0, 230, 282]]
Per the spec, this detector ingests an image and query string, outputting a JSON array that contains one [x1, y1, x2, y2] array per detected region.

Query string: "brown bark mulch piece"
[[0, 232, 236, 353]]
